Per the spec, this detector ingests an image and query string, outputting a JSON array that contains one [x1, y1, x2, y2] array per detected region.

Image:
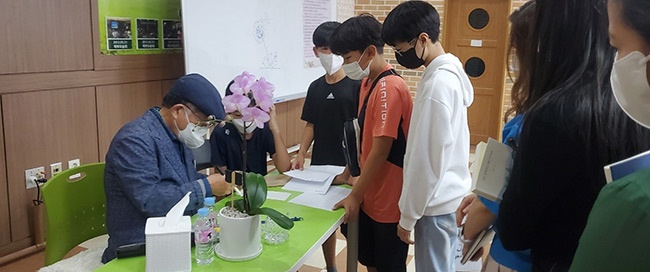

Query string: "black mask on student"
[[395, 45, 425, 69]]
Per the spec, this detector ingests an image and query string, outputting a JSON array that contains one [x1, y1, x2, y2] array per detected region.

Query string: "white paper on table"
[[283, 165, 345, 183], [453, 239, 484, 271], [289, 186, 352, 211], [282, 175, 336, 194], [267, 191, 291, 201]]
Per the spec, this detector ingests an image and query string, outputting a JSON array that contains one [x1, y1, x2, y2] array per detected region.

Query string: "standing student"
[[210, 81, 291, 176], [570, 0, 650, 270], [381, 1, 474, 271], [330, 14, 413, 272], [455, 2, 535, 272], [291, 21, 361, 272], [102, 74, 233, 263], [493, 0, 650, 270]]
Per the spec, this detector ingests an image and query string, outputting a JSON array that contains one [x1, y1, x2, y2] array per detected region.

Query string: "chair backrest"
[[41, 162, 107, 266]]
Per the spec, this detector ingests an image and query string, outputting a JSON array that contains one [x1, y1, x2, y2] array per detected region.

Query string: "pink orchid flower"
[[240, 107, 270, 129], [251, 77, 275, 112], [222, 93, 250, 113], [229, 71, 256, 95]]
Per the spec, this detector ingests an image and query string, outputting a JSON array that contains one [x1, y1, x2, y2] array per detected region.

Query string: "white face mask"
[[342, 49, 372, 80], [611, 51, 650, 128], [233, 119, 256, 134], [174, 109, 209, 149], [318, 52, 344, 75]]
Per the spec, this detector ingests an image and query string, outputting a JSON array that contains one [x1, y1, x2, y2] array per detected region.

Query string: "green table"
[[95, 188, 345, 272]]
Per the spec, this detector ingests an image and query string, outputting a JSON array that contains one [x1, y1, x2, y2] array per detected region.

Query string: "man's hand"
[[456, 194, 478, 226], [268, 105, 279, 133], [332, 194, 361, 223], [291, 153, 305, 170], [207, 173, 232, 196], [397, 225, 415, 245]]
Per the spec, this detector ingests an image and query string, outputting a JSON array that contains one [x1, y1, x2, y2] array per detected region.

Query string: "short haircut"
[[162, 93, 186, 109], [382, 0, 441, 46], [330, 14, 384, 55], [313, 21, 341, 47]]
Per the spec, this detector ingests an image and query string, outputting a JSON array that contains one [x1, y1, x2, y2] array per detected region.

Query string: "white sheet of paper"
[[266, 191, 291, 201], [282, 175, 336, 194], [288, 186, 351, 211], [283, 165, 346, 183]]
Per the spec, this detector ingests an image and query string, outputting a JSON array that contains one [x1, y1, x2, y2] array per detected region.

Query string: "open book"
[[461, 227, 496, 265], [470, 138, 513, 202], [604, 149, 650, 183]]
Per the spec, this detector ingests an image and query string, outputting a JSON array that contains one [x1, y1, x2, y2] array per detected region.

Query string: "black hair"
[[313, 21, 341, 47], [162, 93, 186, 108], [522, 0, 650, 171], [330, 14, 384, 55], [381, 0, 441, 46], [615, 0, 650, 44]]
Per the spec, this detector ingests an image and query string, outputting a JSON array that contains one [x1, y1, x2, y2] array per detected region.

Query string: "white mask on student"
[[611, 51, 650, 128], [342, 49, 372, 80], [233, 119, 256, 134], [174, 109, 209, 149], [318, 52, 344, 75]]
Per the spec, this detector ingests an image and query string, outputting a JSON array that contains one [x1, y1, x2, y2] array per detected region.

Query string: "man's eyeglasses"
[[393, 37, 418, 57], [181, 104, 222, 128]]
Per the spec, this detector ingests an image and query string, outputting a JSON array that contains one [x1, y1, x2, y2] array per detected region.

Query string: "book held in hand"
[[604, 149, 650, 183], [470, 138, 513, 202], [460, 227, 496, 265]]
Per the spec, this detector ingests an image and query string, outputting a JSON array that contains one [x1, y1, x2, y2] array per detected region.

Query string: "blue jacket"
[[101, 108, 211, 263], [479, 115, 532, 271]]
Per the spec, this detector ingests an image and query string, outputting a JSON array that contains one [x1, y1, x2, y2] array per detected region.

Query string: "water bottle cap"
[[197, 207, 209, 217], [204, 197, 215, 206]]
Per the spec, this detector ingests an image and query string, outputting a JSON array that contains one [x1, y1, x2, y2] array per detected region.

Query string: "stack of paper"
[[289, 186, 351, 211], [471, 138, 513, 202], [282, 165, 345, 194]]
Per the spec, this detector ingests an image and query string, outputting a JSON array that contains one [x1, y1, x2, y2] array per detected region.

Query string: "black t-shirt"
[[210, 122, 275, 175], [301, 75, 361, 166]]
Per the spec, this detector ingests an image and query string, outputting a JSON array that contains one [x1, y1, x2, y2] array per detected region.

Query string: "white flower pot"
[[215, 207, 262, 261]]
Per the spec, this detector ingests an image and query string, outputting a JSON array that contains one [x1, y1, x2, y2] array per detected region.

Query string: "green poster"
[[98, 0, 182, 55]]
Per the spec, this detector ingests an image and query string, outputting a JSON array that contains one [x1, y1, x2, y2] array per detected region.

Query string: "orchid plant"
[[222, 72, 293, 230]]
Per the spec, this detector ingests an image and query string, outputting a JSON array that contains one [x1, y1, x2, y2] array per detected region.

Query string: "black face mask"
[[395, 45, 425, 69]]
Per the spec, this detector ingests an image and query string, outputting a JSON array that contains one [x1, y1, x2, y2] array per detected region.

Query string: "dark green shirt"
[[570, 167, 650, 271]]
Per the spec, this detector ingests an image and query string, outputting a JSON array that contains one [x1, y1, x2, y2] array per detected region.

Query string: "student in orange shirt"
[[330, 14, 413, 272]]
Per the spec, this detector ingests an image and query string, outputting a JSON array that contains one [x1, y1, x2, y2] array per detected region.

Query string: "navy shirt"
[[302, 76, 360, 166], [210, 122, 275, 175]]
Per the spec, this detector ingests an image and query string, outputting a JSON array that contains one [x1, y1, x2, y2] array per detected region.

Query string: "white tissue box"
[[145, 216, 192, 272]]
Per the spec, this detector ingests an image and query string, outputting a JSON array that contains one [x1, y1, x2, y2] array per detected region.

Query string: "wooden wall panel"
[[286, 99, 306, 147], [0, 108, 10, 248], [0, 0, 93, 74], [97, 82, 164, 160], [3, 87, 99, 241]]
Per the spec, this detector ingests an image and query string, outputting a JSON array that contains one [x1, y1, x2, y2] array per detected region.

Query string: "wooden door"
[[443, 0, 511, 144]]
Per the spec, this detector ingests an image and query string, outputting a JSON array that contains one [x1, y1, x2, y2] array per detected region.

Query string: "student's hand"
[[207, 173, 233, 196], [292, 154, 305, 170], [333, 194, 361, 223], [397, 224, 415, 245], [268, 106, 279, 133], [456, 194, 478, 226]]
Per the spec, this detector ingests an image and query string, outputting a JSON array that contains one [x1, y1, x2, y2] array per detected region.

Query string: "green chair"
[[41, 162, 107, 266]]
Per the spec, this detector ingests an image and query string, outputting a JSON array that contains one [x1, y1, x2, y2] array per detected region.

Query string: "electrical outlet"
[[68, 159, 80, 169], [50, 162, 62, 177], [25, 166, 45, 189]]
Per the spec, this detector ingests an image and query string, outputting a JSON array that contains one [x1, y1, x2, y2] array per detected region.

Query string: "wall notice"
[[303, 0, 332, 68]]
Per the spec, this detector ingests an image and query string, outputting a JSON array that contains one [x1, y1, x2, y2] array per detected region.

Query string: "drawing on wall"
[[254, 14, 280, 69]]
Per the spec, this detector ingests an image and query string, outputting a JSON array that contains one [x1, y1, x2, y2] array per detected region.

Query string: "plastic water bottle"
[[203, 197, 219, 244], [194, 207, 214, 265]]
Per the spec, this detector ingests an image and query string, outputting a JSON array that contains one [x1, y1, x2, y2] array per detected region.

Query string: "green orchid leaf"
[[245, 172, 267, 211], [260, 207, 294, 230]]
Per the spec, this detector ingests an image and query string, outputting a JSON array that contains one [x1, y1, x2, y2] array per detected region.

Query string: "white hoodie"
[[399, 53, 474, 231]]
